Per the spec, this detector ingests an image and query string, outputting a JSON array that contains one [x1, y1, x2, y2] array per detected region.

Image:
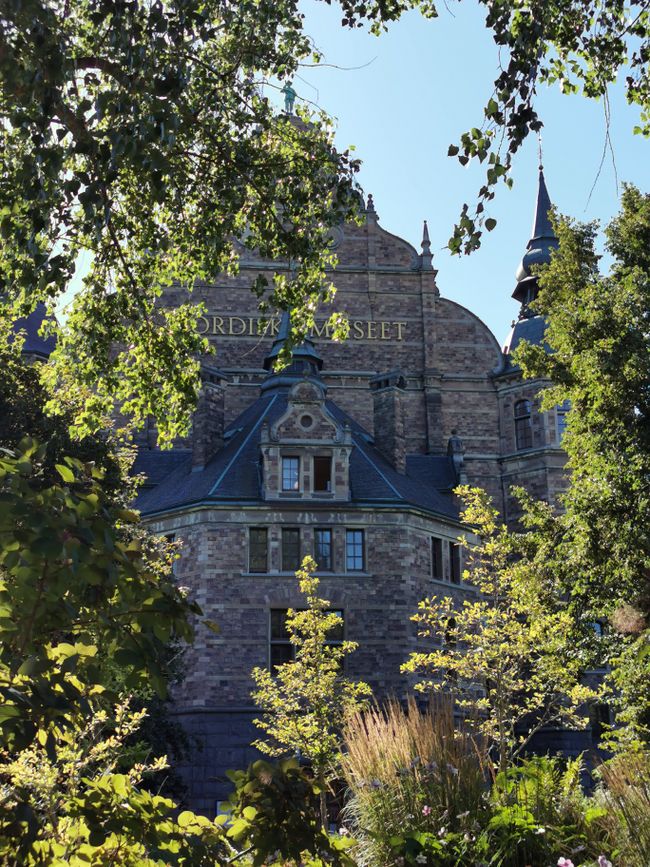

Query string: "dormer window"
[[313, 456, 332, 492], [282, 456, 300, 491]]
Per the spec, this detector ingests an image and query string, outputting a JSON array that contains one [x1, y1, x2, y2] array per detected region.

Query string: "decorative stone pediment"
[[265, 380, 347, 446]]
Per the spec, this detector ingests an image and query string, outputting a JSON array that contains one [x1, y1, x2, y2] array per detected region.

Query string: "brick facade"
[[137, 196, 571, 814]]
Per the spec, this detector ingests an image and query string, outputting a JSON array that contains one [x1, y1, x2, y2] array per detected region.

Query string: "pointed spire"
[[420, 219, 434, 271], [530, 166, 554, 242], [421, 220, 431, 252], [512, 167, 559, 317]]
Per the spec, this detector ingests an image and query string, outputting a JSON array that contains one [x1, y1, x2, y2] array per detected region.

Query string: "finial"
[[281, 81, 297, 114], [537, 132, 543, 173], [421, 219, 431, 253], [419, 218, 434, 271], [366, 193, 376, 213]]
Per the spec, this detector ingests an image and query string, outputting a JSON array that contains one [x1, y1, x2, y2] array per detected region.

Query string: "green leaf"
[[0, 704, 21, 722], [56, 464, 75, 483]]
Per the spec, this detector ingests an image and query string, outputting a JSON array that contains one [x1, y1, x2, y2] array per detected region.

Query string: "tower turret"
[[512, 167, 559, 318]]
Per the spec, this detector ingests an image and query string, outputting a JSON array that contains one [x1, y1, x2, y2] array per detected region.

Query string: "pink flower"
[[557, 859, 574, 867], [422, 805, 432, 816]]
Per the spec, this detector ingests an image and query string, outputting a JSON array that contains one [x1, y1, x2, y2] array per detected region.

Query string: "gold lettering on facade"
[[311, 321, 331, 338], [197, 311, 408, 341], [228, 317, 247, 336]]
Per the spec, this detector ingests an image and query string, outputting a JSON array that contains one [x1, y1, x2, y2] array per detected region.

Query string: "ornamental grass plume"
[[340, 697, 488, 866], [592, 750, 650, 867]]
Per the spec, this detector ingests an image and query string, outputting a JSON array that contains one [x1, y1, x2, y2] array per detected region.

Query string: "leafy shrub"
[[476, 756, 609, 867], [0, 698, 229, 865], [341, 698, 488, 866], [223, 758, 356, 866]]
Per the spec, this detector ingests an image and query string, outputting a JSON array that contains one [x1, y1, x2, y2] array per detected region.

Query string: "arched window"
[[514, 400, 533, 451]]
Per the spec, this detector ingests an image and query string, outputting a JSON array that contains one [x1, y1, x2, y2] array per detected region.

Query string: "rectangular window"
[[314, 528, 333, 571], [313, 456, 332, 492], [346, 529, 364, 571], [282, 528, 301, 572], [249, 527, 268, 573], [450, 542, 462, 585], [431, 537, 443, 579], [282, 456, 300, 491], [514, 400, 533, 451], [270, 607, 343, 671], [556, 399, 571, 442]]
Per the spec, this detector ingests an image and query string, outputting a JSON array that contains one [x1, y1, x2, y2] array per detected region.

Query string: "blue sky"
[[278, 1, 650, 344]]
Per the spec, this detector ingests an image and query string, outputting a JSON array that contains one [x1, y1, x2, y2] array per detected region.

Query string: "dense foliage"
[[0, 0, 442, 444], [341, 700, 638, 867], [402, 487, 596, 771], [223, 758, 356, 866], [514, 186, 650, 748]]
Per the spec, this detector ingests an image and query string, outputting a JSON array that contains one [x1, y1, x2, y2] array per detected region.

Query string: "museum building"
[[119, 168, 575, 813]]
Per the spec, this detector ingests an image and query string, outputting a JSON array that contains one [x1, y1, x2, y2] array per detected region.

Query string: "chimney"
[[370, 371, 407, 474], [192, 366, 226, 472]]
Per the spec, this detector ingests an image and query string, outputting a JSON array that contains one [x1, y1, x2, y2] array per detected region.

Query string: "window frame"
[[269, 607, 344, 671], [345, 529, 365, 572], [281, 527, 301, 573], [556, 399, 571, 443], [281, 455, 301, 492], [450, 541, 462, 585], [431, 537, 443, 580], [249, 527, 268, 573], [313, 455, 333, 493], [514, 399, 533, 451], [314, 528, 333, 572]]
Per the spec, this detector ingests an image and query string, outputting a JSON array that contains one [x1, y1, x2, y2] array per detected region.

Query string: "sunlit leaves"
[[251, 556, 371, 786], [402, 487, 597, 772], [0, 0, 369, 443]]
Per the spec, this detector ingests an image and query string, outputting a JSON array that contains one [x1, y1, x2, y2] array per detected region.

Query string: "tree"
[[0, 0, 437, 444], [0, 438, 248, 861], [402, 487, 596, 774], [512, 185, 650, 747], [3, 0, 650, 448], [251, 556, 372, 827]]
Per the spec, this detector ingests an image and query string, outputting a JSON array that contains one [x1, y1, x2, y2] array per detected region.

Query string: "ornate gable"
[[260, 380, 352, 501]]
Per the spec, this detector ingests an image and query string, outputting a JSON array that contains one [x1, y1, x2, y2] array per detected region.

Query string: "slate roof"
[[12, 304, 56, 359], [502, 314, 548, 358], [134, 388, 460, 522]]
